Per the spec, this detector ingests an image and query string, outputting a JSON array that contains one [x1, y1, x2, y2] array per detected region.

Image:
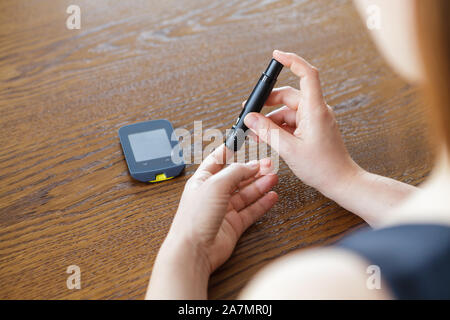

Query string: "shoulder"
[[239, 247, 391, 300]]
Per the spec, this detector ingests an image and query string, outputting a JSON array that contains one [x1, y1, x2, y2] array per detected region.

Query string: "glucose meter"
[[118, 120, 185, 183]]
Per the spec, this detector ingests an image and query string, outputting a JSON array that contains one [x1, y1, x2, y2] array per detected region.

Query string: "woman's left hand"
[[146, 145, 278, 299]]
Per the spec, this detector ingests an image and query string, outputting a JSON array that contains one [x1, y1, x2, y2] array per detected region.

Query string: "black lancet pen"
[[225, 58, 284, 151]]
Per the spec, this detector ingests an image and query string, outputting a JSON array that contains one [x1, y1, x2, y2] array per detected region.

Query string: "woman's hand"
[[245, 50, 417, 226], [146, 145, 278, 299], [171, 145, 278, 272], [244, 50, 361, 196]]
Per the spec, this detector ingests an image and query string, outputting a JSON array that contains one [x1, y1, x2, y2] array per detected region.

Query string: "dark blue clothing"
[[337, 224, 450, 299]]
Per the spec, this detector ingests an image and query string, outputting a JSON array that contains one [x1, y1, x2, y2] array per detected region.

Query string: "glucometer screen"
[[128, 129, 172, 162]]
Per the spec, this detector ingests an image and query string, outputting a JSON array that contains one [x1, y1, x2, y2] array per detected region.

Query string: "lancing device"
[[225, 58, 283, 151]]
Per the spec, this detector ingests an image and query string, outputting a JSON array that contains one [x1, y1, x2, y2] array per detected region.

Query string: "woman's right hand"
[[244, 50, 362, 196]]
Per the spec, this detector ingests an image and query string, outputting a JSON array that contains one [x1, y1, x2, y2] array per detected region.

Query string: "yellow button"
[[155, 173, 167, 181], [149, 173, 174, 183]]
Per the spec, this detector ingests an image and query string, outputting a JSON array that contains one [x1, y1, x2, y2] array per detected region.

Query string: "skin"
[[147, 0, 450, 299], [147, 146, 279, 299], [353, 0, 425, 83]]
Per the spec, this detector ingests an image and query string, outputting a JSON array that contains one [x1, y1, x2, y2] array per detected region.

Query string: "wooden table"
[[0, 0, 431, 299]]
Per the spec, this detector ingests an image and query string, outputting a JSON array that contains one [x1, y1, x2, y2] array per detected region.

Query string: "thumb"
[[244, 112, 297, 156]]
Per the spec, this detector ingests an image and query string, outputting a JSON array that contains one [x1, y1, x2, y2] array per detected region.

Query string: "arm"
[[244, 50, 418, 227], [322, 167, 417, 226], [146, 234, 210, 299]]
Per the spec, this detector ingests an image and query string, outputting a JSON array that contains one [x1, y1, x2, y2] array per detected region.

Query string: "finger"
[[194, 144, 233, 178], [273, 50, 325, 110], [208, 161, 261, 193], [237, 176, 257, 190], [247, 130, 259, 143], [259, 158, 274, 175], [248, 124, 295, 140], [264, 86, 301, 110], [237, 191, 278, 233], [237, 158, 273, 189], [247, 117, 296, 145], [266, 106, 297, 128], [230, 174, 278, 212], [244, 112, 298, 156]]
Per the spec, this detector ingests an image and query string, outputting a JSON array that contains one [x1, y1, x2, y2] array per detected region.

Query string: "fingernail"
[[244, 113, 258, 128], [274, 49, 286, 55]]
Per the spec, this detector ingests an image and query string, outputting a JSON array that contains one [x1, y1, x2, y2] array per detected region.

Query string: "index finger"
[[194, 144, 234, 176], [273, 50, 324, 108]]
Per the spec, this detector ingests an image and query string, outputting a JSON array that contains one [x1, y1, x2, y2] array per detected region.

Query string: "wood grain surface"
[[0, 0, 431, 299]]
